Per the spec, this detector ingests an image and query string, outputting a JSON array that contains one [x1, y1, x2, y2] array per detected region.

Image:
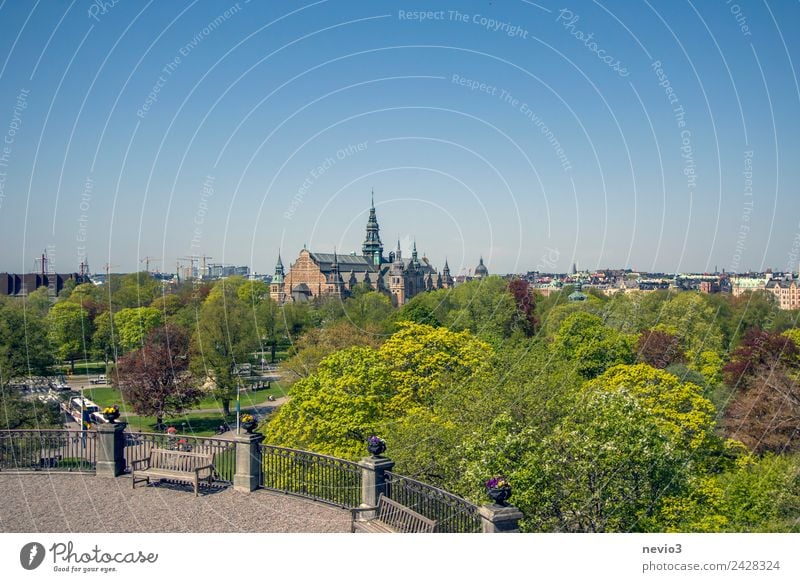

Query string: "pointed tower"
[[442, 258, 454, 288], [329, 249, 344, 297], [361, 190, 384, 266], [390, 239, 406, 306], [270, 252, 286, 303]]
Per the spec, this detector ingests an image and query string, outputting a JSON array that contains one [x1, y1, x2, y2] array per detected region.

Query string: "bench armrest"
[[130, 458, 150, 470], [194, 464, 214, 478], [350, 505, 378, 519]]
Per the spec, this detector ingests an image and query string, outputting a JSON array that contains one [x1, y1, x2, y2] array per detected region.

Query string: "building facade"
[[766, 279, 800, 310], [270, 195, 484, 306]]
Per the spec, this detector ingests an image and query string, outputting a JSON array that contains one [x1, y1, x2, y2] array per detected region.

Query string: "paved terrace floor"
[[0, 474, 350, 533]]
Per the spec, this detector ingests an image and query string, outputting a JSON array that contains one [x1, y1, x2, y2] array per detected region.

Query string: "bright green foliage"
[[660, 454, 800, 532], [280, 320, 383, 383], [192, 281, 257, 415], [236, 280, 270, 305], [696, 349, 724, 386], [113, 307, 163, 352], [585, 364, 717, 452], [66, 282, 105, 311], [518, 390, 690, 532], [652, 293, 724, 369], [343, 291, 394, 331], [380, 322, 491, 414], [264, 347, 392, 458], [396, 277, 519, 342], [783, 329, 800, 365], [91, 311, 118, 362], [107, 272, 160, 310], [24, 287, 52, 318], [265, 323, 491, 459], [552, 312, 635, 378], [383, 339, 581, 488], [540, 297, 604, 337], [47, 301, 91, 370]]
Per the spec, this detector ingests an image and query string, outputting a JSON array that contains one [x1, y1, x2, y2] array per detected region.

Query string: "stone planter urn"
[[487, 486, 512, 506], [241, 420, 258, 434], [367, 437, 386, 457]]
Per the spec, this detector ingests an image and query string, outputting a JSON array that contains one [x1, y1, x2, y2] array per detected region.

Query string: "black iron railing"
[[259, 444, 362, 508], [123, 432, 236, 483], [0, 429, 97, 472], [384, 471, 482, 533]]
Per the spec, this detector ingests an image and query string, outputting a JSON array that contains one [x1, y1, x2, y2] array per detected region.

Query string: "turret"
[[270, 251, 286, 303], [442, 258, 454, 288], [361, 190, 384, 266]]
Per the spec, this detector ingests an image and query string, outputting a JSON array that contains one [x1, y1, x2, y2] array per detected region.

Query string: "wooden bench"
[[131, 449, 215, 497], [350, 494, 437, 533]]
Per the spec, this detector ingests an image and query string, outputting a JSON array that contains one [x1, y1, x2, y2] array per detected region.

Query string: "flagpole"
[[235, 381, 241, 434]]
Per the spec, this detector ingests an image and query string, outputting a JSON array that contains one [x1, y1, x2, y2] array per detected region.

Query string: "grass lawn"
[[83, 383, 281, 411], [121, 412, 237, 436], [80, 382, 285, 436]]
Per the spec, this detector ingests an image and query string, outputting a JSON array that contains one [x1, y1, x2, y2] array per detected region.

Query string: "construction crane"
[[178, 254, 214, 279], [140, 256, 161, 273]]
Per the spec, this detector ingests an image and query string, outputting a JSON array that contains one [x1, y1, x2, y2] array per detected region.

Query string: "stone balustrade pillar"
[[479, 503, 524, 533], [233, 432, 264, 492], [95, 422, 127, 477], [358, 455, 395, 518]]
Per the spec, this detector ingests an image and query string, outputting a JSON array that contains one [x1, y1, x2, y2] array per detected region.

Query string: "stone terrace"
[[0, 474, 350, 533]]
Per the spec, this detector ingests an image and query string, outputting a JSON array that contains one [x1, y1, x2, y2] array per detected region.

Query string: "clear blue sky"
[[0, 0, 798, 276]]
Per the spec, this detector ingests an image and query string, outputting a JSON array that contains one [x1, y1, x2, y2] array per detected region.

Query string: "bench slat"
[[351, 494, 436, 533]]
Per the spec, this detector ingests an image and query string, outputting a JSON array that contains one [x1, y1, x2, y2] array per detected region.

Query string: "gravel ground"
[[0, 473, 350, 533]]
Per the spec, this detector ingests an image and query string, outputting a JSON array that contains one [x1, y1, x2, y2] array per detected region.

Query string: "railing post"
[[96, 422, 127, 477], [358, 455, 394, 518], [233, 432, 264, 492], [478, 503, 524, 533]]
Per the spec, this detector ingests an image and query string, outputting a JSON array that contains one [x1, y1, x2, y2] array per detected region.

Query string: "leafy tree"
[[114, 306, 163, 352], [660, 454, 800, 532], [106, 272, 160, 310], [264, 347, 393, 458], [91, 311, 119, 364], [0, 387, 63, 429], [636, 329, 685, 369], [650, 292, 724, 370], [236, 280, 270, 305], [65, 282, 107, 320], [47, 301, 91, 373], [343, 291, 394, 332], [722, 329, 800, 453], [551, 312, 635, 378], [0, 298, 54, 388], [116, 324, 201, 427], [280, 320, 383, 384], [585, 364, 717, 452], [266, 323, 491, 458], [192, 282, 256, 415], [383, 339, 581, 487], [517, 390, 691, 532], [24, 287, 52, 318], [507, 278, 537, 337], [150, 293, 184, 318], [380, 322, 491, 414]]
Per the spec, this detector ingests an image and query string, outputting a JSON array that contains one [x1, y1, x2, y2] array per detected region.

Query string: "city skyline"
[[0, 1, 798, 275]]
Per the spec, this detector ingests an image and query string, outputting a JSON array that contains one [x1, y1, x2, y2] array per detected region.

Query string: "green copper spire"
[[362, 190, 384, 265]]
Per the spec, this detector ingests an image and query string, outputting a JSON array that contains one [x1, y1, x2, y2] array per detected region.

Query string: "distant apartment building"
[[766, 279, 800, 310], [731, 276, 769, 297]]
